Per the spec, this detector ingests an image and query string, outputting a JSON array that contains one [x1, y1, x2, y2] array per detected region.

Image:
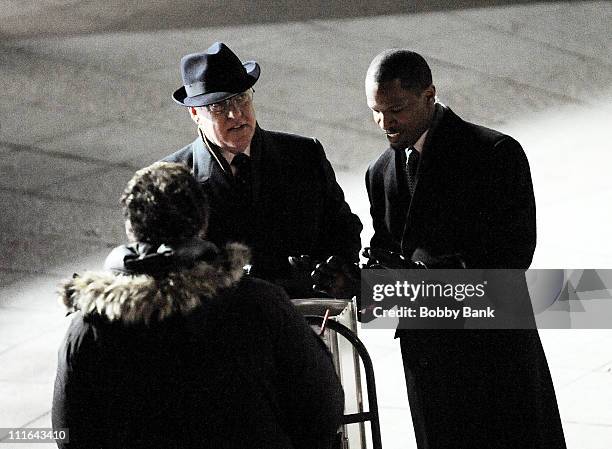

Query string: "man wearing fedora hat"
[[164, 42, 362, 296]]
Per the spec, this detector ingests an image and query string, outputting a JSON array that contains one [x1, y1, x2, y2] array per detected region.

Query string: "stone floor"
[[1, 1, 611, 447]]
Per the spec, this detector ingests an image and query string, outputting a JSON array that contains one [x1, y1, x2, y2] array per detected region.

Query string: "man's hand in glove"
[[285, 254, 321, 298], [362, 247, 424, 269], [311, 255, 361, 299], [410, 248, 466, 269]]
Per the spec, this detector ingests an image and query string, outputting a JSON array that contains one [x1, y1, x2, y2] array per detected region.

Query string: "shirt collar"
[[406, 101, 446, 156], [220, 145, 251, 165], [198, 128, 251, 173], [412, 129, 428, 153]]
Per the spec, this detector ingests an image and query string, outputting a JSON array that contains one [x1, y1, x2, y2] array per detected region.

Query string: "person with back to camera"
[[163, 42, 362, 297], [52, 161, 344, 449]]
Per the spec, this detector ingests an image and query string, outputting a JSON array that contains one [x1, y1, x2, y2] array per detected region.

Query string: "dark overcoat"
[[366, 105, 536, 268], [52, 243, 344, 449], [164, 125, 362, 285], [366, 105, 566, 448]]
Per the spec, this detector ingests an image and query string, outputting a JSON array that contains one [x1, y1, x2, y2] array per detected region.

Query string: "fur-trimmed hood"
[[59, 242, 250, 325]]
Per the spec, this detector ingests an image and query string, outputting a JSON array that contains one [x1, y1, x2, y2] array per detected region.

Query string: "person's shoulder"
[[469, 123, 516, 148], [441, 108, 525, 162], [160, 138, 199, 164], [445, 108, 515, 147], [220, 275, 305, 327], [261, 128, 319, 148], [235, 275, 288, 299], [465, 122, 524, 160], [259, 127, 329, 169]]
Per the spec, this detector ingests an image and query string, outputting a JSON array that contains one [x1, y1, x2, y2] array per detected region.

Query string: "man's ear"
[[189, 107, 200, 125], [425, 84, 436, 103]]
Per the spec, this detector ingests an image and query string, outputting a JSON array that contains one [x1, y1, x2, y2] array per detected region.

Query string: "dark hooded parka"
[[52, 242, 344, 449]]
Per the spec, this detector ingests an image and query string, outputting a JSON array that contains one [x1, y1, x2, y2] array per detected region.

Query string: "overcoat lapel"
[[381, 148, 413, 250], [249, 125, 263, 207], [192, 126, 266, 205], [246, 126, 268, 242], [400, 105, 455, 255], [385, 148, 402, 202], [187, 127, 270, 238], [191, 135, 232, 189]]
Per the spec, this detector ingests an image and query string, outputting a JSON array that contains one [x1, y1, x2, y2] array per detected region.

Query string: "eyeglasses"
[[204, 89, 254, 117]]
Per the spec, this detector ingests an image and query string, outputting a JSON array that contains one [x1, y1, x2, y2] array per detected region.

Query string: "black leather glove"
[[410, 248, 466, 269], [362, 247, 423, 269], [282, 254, 321, 298], [311, 255, 361, 299], [287, 254, 316, 274]]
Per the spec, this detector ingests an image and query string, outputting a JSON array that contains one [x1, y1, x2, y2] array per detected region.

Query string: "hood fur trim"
[[59, 243, 250, 325]]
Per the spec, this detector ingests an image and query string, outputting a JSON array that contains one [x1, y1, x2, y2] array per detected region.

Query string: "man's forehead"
[[367, 80, 417, 107], [367, 78, 409, 93]]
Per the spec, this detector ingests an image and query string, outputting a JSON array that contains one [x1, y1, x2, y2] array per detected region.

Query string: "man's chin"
[[388, 139, 407, 150], [386, 133, 405, 149], [387, 135, 417, 150], [223, 131, 254, 150]]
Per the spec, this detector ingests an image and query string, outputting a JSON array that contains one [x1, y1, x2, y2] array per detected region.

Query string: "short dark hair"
[[120, 162, 208, 244], [367, 49, 432, 92]]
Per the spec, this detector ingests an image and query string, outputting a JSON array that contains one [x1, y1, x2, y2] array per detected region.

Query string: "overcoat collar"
[[400, 104, 461, 253], [382, 104, 450, 212], [191, 125, 263, 203], [383, 147, 404, 202]]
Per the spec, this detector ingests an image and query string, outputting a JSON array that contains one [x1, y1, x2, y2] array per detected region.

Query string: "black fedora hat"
[[172, 42, 260, 107]]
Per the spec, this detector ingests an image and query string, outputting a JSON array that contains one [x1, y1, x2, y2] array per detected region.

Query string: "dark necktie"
[[405, 147, 420, 196], [231, 153, 252, 198], [230, 152, 254, 243]]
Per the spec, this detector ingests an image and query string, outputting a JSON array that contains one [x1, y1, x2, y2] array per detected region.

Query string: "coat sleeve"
[[475, 136, 536, 269], [268, 287, 344, 449], [366, 160, 401, 253], [311, 139, 363, 263], [52, 316, 106, 449]]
